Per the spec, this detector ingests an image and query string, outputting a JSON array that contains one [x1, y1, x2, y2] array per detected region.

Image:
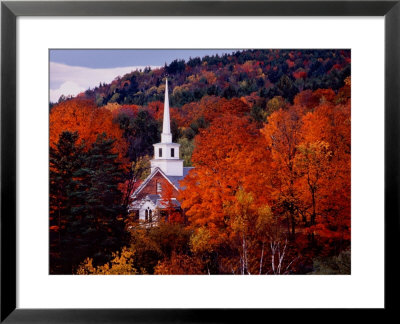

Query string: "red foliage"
[[293, 70, 307, 80], [49, 99, 127, 164]]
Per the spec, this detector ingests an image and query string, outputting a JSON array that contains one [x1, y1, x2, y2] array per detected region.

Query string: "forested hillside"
[[50, 49, 351, 274], [54, 49, 350, 107]]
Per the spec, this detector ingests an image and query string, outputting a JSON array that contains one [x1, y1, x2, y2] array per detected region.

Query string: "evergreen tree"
[[50, 132, 129, 273], [70, 133, 128, 268], [49, 131, 84, 274], [128, 109, 160, 161]]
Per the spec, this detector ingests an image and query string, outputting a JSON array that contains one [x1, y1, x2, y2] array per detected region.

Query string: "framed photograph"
[[1, 0, 399, 322]]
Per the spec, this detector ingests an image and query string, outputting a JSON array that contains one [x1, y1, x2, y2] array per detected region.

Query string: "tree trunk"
[[259, 242, 265, 274], [311, 190, 316, 226], [291, 213, 296, 240]]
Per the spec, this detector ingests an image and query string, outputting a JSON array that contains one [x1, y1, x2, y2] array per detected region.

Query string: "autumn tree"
[[68, 50, 350, 109], [154, 253, 204, 274], [49, 50, 352, 275], [180, 115, 272, 273], [223, 190, 273, 274], [49, 99, 127, 164], [299, 101, 351, 249], [202, 97, 250, 123], [158, 185, 184, 224], [129, 222, 192, 274], [261, 106, 305, 239], [181, 115, 269, 232], [77, 247, 137, 275], [294, 141, 332, 227]]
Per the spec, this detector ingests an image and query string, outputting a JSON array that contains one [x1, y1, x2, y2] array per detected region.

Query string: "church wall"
[[135, 171, 180, 201], [153, 142, 181, 159], [139, 201, 156, 221], [150, 159, 184, 176]]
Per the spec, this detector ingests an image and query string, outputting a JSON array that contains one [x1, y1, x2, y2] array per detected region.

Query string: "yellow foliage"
[[76, 247, 137, 275], [266, 96, 286, 115], [190, 227, 213, 254], [103, 102, 121, 112], [157, 84, 166, 94]]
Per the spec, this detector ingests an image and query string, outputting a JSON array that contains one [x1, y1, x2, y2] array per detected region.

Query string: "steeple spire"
[[161, 78, 172, 143], [150, 77, 183, 176]]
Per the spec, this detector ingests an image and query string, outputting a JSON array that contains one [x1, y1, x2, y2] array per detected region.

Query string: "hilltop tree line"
[[49, 49, 351, 274], [52, 49, 350, 109]]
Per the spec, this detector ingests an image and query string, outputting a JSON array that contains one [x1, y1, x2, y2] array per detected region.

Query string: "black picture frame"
[[1, 0, 399, 322]]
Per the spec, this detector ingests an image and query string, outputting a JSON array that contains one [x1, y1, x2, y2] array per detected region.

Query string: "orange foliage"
[[172, 96, 251, 129], [299, 101, 351, 240], [180, 115, 271, 243], [159, 185, 184, 224], [154, 253, 203, 274], [181, 85, 350, 259], [49, 99, 127, 163], [202, 97, 250, 122], [293, 89, 336, 110], [261, 106, 305, 237], [147, 101, 164, 121], [261, 91, 350, 243], [177, 101, 203, 128]]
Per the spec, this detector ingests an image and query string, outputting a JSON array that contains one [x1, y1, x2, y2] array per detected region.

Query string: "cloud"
[[50, 81, 86, 103], [49, 62, 160, 102]]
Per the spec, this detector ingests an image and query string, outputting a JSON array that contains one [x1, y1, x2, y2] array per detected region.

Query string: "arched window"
[[145, 207, 152, 223]]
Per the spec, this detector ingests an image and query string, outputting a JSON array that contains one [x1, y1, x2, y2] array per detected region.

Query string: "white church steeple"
[[161, 79, 172, 143], [150, 78, 184, 176]]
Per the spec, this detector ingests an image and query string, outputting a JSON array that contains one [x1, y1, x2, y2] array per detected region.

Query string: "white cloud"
[[49, 81, 86, 103], [49, 62, 160, 102]]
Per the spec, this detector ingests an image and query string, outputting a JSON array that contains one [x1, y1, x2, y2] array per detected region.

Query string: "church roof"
[[156, 198, 181, 209], [147, 194, 161, 204], [130, 166, 194, 201], [131, 167, 176, 198], [129, 194, 159, 210], [129, 194, 182, 210], [166, 167, 194, 190]]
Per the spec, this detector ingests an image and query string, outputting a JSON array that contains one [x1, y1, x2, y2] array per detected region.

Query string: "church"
[[128, 79, 193, 223]]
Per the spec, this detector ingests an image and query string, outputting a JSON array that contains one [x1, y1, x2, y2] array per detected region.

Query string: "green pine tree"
[[50, 131, 85, 274], [69, 133, 128, 269], [50, 132, 129, 273]]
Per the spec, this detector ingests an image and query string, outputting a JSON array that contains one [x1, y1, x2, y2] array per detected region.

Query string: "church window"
[[171, 148, 175, 157], [157, 182, 162, 193], [159, 148, 162, 157], [145, 209, 148, 222], [149, 209, 152, 222]]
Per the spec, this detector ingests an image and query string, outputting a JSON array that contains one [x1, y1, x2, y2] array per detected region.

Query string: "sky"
[[49, 49, 237, 102]]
